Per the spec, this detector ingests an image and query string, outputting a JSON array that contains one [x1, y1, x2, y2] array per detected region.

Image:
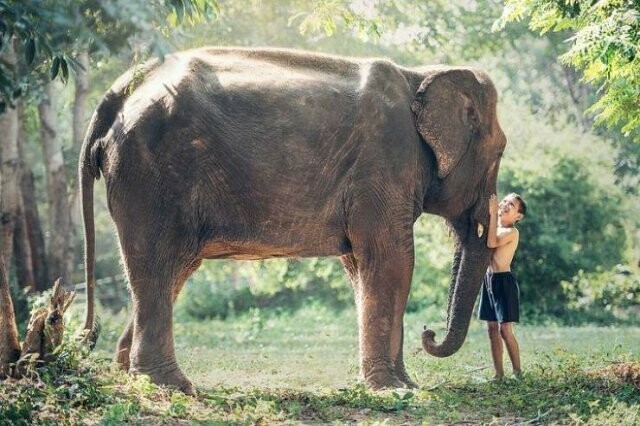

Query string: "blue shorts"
[[478, 271, 520, 323]]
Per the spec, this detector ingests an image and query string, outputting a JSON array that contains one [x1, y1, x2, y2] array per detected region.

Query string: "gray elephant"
[[79, 47, 505, 393]]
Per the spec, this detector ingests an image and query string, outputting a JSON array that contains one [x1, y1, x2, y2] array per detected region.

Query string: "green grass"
[[1, 304, 639, 424]]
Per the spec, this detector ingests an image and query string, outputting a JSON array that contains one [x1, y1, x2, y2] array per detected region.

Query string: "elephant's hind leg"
[[119, 238, 200, 394], [114, 316, 134, 370], [114, 259, 202, 371]]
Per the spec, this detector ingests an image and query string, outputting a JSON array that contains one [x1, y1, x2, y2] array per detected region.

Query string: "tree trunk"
[[0, 39, 22, 373], [20, 151, 49, 292], [70, 49, 90, 231], [12, 106, 36, 291], [38, 83, 75, 286], [0, 39, 20, 268], [0, 259, 21, 378]]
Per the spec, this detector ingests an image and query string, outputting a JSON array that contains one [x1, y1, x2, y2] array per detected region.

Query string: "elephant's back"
[[101, 48, 366, 210], [109, 48, 364, 151]]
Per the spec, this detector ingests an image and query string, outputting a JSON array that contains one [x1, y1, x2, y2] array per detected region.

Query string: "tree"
[[500, 157, 628, 314], [495, 0, 640, 189], [13, 105, 37, 291], [0, 0, 219, 110], [38, 82, 75, 285], [0, 0, 220, 290], [0, 259, 20, 378], [0, 38, 20, 271]]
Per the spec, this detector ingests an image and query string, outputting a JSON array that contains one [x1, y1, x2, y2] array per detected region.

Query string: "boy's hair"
[[507, 193, 527, 218]]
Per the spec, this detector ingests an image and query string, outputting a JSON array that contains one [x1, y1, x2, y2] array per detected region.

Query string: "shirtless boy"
[[479, 193, 527, 379]]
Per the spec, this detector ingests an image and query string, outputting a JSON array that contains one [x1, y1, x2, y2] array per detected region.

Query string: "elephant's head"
[[411, 67, 505, 357]]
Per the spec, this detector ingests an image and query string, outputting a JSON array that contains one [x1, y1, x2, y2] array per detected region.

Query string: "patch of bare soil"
[[591, 362, 640, 391]]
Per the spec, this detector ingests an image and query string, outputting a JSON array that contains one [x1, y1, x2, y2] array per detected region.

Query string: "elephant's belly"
[[198, 236, 351, 260]]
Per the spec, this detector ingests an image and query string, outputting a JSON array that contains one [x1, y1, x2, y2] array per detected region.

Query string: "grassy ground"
[[2, 303, 639, 424]]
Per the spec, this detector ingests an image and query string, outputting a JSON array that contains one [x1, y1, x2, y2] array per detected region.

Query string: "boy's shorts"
[[478, 270, 520, 323]]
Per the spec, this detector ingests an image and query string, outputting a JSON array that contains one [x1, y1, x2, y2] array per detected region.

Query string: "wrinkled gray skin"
[[79, 47, 505, 394]]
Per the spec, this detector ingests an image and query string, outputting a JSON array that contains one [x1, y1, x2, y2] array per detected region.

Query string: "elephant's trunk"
[[445, 246, 462, 330], [422, 218, 491, 357]]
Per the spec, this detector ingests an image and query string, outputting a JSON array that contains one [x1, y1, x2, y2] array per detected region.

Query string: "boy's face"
[[498, 195, 523, 226]]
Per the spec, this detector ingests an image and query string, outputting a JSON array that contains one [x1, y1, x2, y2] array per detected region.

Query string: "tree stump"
[[0, 275, 74, 378]]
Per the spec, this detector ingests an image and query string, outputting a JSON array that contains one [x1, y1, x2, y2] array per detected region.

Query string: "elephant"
[[79, 47, 505, 394]]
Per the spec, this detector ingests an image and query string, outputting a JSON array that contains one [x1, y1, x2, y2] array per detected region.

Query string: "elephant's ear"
[[411, 69, 480, 179]]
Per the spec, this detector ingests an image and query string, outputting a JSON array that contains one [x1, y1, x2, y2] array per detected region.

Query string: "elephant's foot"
[[394, 370, 418, 389], [114, 347, 130, 371], [130, 361, 195, 395], [362, 358, 406, 389], [394, 361, 418, 389]]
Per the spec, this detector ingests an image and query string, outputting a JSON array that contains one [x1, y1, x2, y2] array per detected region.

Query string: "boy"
[[478, 193, 527, 379]]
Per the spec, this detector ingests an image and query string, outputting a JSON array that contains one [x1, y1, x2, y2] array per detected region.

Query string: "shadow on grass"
[[415, 361, 639, 424], [1, 354, 637, 424], [194, 362, 639, 424], [196, 384, 419, 423]]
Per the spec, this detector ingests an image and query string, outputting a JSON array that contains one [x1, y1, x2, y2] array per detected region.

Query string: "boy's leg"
[[499, 322, 521, 375], [487, 321, 504, 378]]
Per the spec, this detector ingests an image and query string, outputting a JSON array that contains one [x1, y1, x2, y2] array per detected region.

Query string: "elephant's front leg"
[[393, 326, 418, 388], [353, 233, 415, 389]]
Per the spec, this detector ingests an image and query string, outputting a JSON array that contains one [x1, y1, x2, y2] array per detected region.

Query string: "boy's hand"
[[489, 194, 498, 216]]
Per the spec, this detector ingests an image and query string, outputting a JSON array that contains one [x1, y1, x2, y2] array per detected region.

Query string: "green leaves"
[[291, 0, 383, 41], [50, 56, 60, 80], [48, 56, 69, 83], [496, 0, 640, 143], [0, 0, 219, 107], [25, 38, 36, 65], [165, 0, 219, 26]]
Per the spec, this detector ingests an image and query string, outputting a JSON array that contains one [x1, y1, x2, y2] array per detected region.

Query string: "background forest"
[[2, 0, 638, 326], [1, 1, 640, 424]]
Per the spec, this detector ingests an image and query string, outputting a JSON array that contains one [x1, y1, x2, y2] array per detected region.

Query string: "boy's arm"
[[487, 195, 519, 248], [487, 195, 499, 248]]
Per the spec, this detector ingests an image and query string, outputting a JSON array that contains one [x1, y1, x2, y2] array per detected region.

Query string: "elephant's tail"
[[78, 90, 123, 338], [79, 59, 159, 338]]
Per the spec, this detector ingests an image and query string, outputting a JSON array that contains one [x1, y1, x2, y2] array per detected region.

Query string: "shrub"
[[174, 258, 353, 320], [561, 265, 640, 323], [500, 157, 628, 315]]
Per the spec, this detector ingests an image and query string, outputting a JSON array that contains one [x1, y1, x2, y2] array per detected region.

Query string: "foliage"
[[495, 0, 640, 144], [0, 335, 104, 424], [3, 303, 638, 424], [562, 264, 640, 321], [175, 258, 352, 320], [2, 0, 637, 333], [500, 156, 628, 314], [173, 214, 455, 320], [0, 0, 219, 110], [409, 217, 454, 313], [8, 278, 29, 335], [290, 0, 383, 40]]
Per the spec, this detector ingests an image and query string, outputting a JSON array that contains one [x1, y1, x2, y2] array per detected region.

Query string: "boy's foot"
[[490, 375, 504, 383], [513, 371, 523, 380]]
